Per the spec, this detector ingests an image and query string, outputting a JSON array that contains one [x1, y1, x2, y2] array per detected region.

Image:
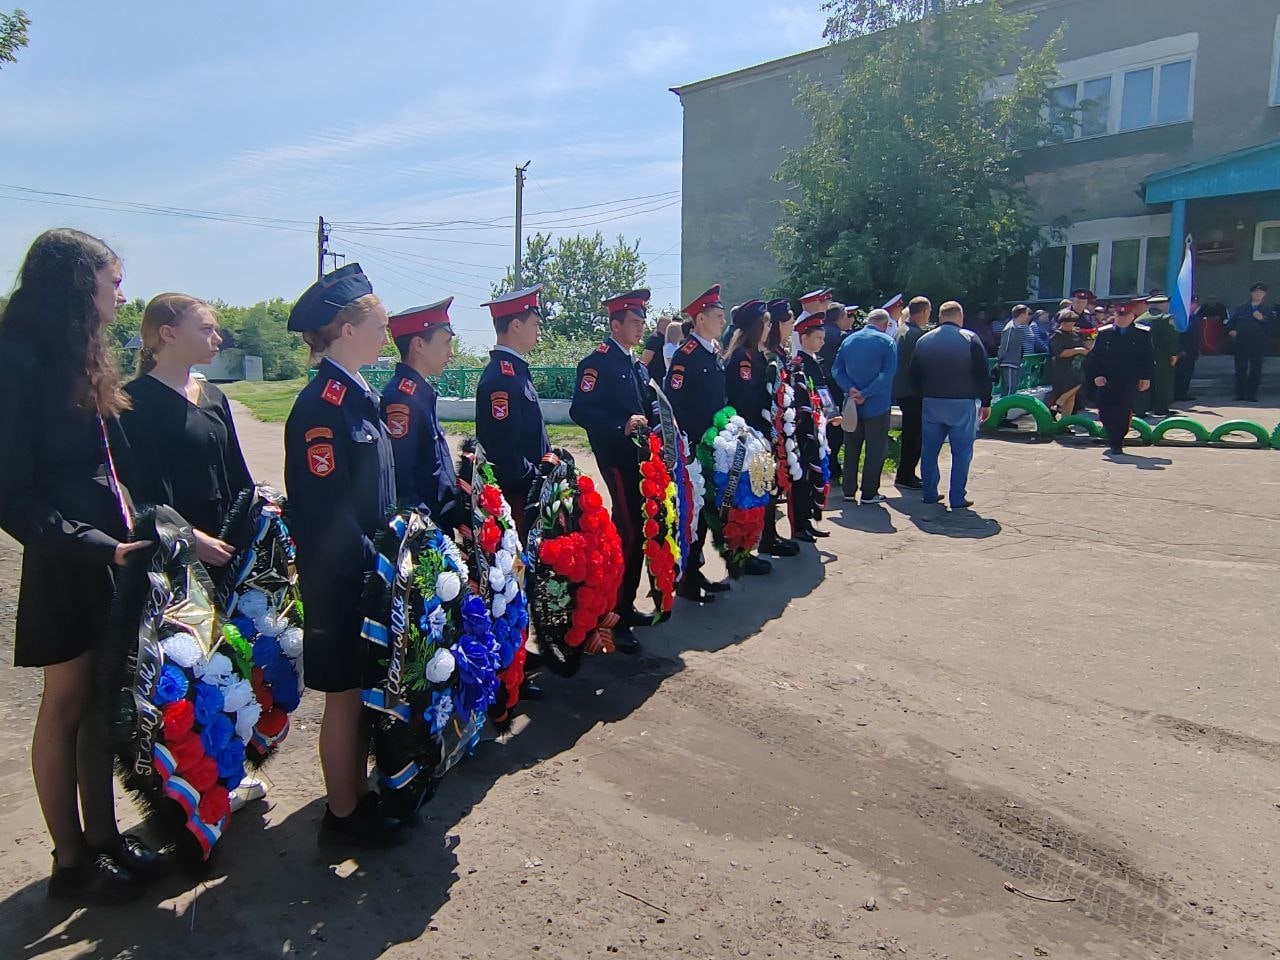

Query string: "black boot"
[[611, 626, 641, 655], [742, 555, 773, 576], [48, 851, 144, 905]]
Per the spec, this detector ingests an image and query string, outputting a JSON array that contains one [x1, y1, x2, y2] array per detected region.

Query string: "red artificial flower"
[[170, 733, 206, 772], [643, 519, 660, 539], [257, 707, 289, 738], [197, 784, 231, 825], [479, 484, 505, 515], [162, 700, 196, 742], [187, 754, 219, 793], [480, 516, 502, 553], [251, 666, 274, 710], [579, 476, 596, 495]]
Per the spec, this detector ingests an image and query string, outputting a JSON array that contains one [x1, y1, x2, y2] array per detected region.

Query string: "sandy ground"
[[0, 390, 1277, 960]]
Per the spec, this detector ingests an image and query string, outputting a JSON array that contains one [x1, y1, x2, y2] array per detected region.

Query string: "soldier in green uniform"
[[1141, 293, 1178, 417]]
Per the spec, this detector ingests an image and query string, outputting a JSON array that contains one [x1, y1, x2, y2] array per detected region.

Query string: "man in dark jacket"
[[1227, 282, 1275, 402], [1174, 296, 1203, 403], [1083, 310, 1155, 456], [909, 301, 991, 509], [893, 296, 930, 488]]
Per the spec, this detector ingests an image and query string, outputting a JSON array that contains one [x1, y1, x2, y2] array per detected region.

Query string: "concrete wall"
[[673, 0, 1280, 303], [1188, 192, 1280, 305]]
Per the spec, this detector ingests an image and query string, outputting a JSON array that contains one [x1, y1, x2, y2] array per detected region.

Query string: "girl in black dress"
[[0, 229, 163, 904], [120, 293, 251, 567]]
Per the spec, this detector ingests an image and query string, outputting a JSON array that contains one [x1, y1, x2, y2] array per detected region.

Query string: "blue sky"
[[0, 1, 825, 347]]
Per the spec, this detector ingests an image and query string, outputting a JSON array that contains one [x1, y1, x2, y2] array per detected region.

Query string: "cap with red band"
[[799, 288, 833, 307], [483, 283, 543, 322], [795, 310, 824, 334], [603, 288, 651, 316], [388, 296, 454, 338], [683, 284, 723, 317], [881, 293, 904, 311]]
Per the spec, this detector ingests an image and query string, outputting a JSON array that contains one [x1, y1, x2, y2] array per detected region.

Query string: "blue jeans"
[[921, 397, 978, 505]]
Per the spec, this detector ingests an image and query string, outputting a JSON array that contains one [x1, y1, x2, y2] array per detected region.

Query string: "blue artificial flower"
[[424, 690, 454, 735], [264, 658, 301, 712], [216, 736, 247, 780], [450, 636, 498, 717], [200, 713, 234, 757], [460, 594, 489, 629], [252, 635, 283, 667], [154, 664, 190, 706], [229, 615, 258, 642], [193, 681, 225, 727]]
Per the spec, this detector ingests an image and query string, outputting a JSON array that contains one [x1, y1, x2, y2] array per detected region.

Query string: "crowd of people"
[[0, 224, 1274, 906]]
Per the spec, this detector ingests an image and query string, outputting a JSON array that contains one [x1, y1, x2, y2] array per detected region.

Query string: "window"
[[1156, 59, 1191, 123], [1144, 236, 1169, 294], [1255, 221, 1280, 261], [1121, 67, 1155, 129], [1049, 83, 1078, 141], [1071, 242, 1099, 294], [1081, 77, 1112, 136], [1121, 59, 1191, 130], [1037, 245, 1066, 299], [1109, 239, 1141, 296], [1272, 16, 1280, 106]]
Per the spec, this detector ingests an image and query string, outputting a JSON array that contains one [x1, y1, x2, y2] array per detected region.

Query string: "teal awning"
[[1142, 139, 1280, 204]]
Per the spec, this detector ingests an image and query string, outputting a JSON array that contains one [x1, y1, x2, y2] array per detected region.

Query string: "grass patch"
[[442, 421, 588, 447], [222, 378, 307, 423]]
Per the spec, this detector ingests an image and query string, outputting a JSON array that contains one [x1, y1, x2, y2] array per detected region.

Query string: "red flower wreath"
[[639, 433, 679, 615]]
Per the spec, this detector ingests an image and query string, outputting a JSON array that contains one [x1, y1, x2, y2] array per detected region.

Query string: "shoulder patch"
[[738, 359, 753, 382], [304, 426, 334, 444], [499, 359, 515, 377], [307, 443, 336, 478], [680, 339, 698, 355], [668, 366, 685, 390], [384, 402, 411, 438], [321, 379, 347, 406], [595, 343, 610, 354], [579, 370, 597, 393], [398, 377, 417, 396], [490, 391, 509, 421]]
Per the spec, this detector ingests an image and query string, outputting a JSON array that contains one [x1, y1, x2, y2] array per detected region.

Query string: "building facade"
[[671, 0, 1280, 313]]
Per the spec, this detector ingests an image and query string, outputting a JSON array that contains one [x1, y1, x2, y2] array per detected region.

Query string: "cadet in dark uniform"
[[765, 298, 811, 543], [793, 310, 833, 538], [569, 290, 654, 654], [380, 298, 459, 532], [476, 285, 550, 540], [1082, 308, 1155, 456], [726, 298, 797, 559], [1227, 282, 1275, 402], [283, 263, 402, 849], [666, 285, 741, 599], [1140, 293, 1178, 417], [1174, 296, 1203, 403]]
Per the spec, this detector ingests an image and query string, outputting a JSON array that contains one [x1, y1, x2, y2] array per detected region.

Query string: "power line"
[[332, 190, 679, 231], [339, 196, 681, 234]]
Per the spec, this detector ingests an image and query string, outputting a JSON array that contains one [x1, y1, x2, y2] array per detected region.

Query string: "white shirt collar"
[[325, 356, 372, 393], [692, 332, 718, 353], [493, 344, 526, 360]]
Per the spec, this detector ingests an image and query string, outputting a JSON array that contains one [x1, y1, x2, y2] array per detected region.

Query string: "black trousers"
[[895, 395, 923, 481], [1234, 346, 1265, 401], [1097, 381, 1137, 450], [1173, 353, 1198, 400], [826, 421, 845, 483], [599, 456, 644, 616]]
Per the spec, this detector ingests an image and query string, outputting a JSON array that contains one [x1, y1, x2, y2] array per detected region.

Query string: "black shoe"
[[519, 680, 545, 700], [49, 852, 144, 905], [760, 538, 800, 557], [951, 499, 974, 509], [922, 496, 944, 505], [792, 528, 817, 543], [894, 477, 923, 489], [522, 649, 546, 672], [807, 526, 831, 538], [319, 802, 406, 850], [676, 582, 715, 603], [742, 555, 772, 576], [699, 576, 731, 593], [611, 627, 641, 655], [620, 608, 655, 629], [96, 833, 174, 880]]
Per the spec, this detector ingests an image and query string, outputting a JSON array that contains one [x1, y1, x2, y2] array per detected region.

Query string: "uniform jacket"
[[379, 362, 458, 529], [570, 339, 652, 464], [1083, 323, 1156, 385], [725, 347, 771, 435], [665, 335, 725, 446], [475, 348, 549, 507], [1227, 301, 1276, 345]]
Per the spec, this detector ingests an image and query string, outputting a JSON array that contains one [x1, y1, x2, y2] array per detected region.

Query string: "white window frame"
[[1255, 220, 1280, 261], [1039, 34, 1198, 142], [1034, 215, 1173, 299], [1270, 16, 1280, 107]]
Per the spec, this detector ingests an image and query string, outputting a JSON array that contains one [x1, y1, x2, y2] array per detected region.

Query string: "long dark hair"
[[764, 310, 791, 355], [0, 228, 128, 415]]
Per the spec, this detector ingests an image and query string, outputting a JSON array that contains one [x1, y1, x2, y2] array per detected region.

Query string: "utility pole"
[[316, 216, 329, 280], [514, 162, 531, 287]]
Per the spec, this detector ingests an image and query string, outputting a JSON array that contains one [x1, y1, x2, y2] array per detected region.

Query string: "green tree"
[[0, 8, 30, 68], [770, 1, 1062, 304], [492, 231, 647, 340], [215, 298, 307, 380], [820, 0, 975, 41]]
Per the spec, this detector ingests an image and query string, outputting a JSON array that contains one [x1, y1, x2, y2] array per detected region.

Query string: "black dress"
[[0, 335, 132, 667], [119, 375, 253, 536]]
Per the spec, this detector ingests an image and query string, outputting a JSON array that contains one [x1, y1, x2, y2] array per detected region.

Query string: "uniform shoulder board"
[[680, 339, 698, 355], [499, 359, 516, 377], [321, 379, 347, 406], [398, 377, 417, 396], [595, 343, 610, 354], [1135, 322, 1151, 331], [1098, 324, 1114, 332]]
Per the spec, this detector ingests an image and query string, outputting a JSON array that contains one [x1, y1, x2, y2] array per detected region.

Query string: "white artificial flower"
[[427, 604, 447, 639], [254, 613, 288, 638], [222, 679, 255, 713], [501, 528, 520, 553], [278, 626, 304, 659], [236, 590, 270, 620], [492, 594, 508, 619], [436, 571, 461, 602], [197, 652, 235, 686], [424, 648, 456, 684], [161, 632, 202, 669], [495, 550, 514, 575], [488, 566, 507, 593], [503, 579, 519, 602], [235, 702, 262, 743]]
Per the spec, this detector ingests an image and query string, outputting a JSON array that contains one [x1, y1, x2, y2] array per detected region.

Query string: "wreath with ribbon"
[[672, 428, 705, 575], [767, 357, 802, 492], [788, 356, 831, 518], [456, 440, 530, 727], [361, 511, 502, 821], [697, 408, 775, 576], [214, 485, 303, 764], [526, 449, 624, 676], [101, 507, 264, 861], [639, 431, 681, 620]]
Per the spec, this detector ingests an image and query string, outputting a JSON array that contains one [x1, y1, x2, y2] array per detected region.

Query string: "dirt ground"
[[0, 395, 1277, 960]]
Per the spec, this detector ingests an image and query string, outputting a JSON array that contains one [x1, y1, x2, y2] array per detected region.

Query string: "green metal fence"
[[989, 354, 1051, 396]]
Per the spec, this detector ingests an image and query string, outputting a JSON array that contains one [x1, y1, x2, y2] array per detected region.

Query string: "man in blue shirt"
[[831, 308, 897, 504], [1227, 282, 1275, 402]]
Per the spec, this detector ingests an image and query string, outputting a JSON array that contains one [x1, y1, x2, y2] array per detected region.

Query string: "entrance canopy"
[[1142, 139, 1280, 204]]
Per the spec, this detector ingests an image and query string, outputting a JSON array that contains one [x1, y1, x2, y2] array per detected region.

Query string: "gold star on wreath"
[[163, 566, 220, 659]]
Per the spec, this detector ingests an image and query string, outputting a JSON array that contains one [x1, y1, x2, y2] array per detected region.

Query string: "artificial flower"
[[278, 626, 304, 660], [193, 682, 225, 727], [424, 648, 456, 684], [161, 631, 202, 669], [197, 784, 231, 825], [234, 702, 262, 743], [154, 664, 189, 706], [236, 590, 270, 620], [162, 699, 196, 741]]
